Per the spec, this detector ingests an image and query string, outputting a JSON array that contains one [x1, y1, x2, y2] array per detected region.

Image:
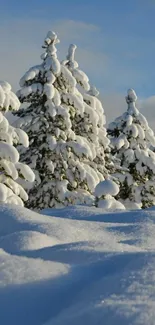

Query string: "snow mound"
[[95, 179, 119, 197], [0, 230, 56, 254]]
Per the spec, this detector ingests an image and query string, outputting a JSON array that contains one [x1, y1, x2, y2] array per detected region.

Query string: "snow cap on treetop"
[[95, 179, 119, 198], [44, 31, 60, 46], [126, 88, 137, 104], [40, 30, 61, 74], [65, 44, 78, 69], [67, 44, 77, 62]]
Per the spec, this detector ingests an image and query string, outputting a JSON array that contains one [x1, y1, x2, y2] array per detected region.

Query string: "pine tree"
[[108, 88, 155, 209], [63, 44, 113, 177], [15, 31, 105, 210], [0, 81, 34, 206]]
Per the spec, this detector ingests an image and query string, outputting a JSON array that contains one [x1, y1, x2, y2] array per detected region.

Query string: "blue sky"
[[1, 0, 155, 125]]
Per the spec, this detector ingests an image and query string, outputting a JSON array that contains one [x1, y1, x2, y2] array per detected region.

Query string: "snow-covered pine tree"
[[14, 31, 104, 210], [62, 44, 113, 176], [108, 88, 155, 209], [0, 81, 35, 206]]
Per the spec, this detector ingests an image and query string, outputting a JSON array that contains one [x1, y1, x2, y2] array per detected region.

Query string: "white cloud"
[[52, 19, 99, 40], [0, 18, 105, 91]]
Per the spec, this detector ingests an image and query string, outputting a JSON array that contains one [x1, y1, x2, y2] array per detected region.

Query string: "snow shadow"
[[0, 211, 41, 237], [3, 241, 108, 265], [42, 206, 150, 224], [107, 223, 138, 235], [0, 251, 154, 325]]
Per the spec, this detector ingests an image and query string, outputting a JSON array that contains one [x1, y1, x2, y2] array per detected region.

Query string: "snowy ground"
[[0, 204, 155, 324]]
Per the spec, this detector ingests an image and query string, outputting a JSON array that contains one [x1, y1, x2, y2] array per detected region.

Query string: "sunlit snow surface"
[[0, 204, 155, 324]]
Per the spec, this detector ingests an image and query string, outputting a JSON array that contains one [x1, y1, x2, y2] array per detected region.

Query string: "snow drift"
[[0, 203, 155, 324]]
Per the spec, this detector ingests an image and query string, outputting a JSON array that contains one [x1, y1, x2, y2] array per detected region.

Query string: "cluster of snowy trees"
[[1, 30, 155, 211]]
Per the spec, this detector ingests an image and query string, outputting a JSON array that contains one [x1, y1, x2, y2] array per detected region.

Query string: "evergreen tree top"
[[108, 88, 155, 149], [126, 88, 137, 104], [63, 43, 90, 91], [66, 44, 78, 68], [41, 31, 60, 63], [17, 31, 63, 103]]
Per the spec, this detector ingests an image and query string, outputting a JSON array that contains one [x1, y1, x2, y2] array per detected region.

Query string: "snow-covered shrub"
[[0, 81, 35, 206], [108, 89, 155, 209], [14, 31, 106, 210], [95, 179, 125, 210]]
